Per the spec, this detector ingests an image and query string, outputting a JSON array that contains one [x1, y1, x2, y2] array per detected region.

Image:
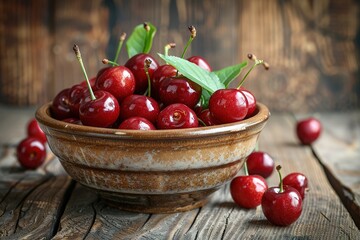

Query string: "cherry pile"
[[230, 157, 308, 226], [49, 23, 269, 130]]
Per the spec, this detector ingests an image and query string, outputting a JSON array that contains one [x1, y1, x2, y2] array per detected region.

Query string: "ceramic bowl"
[[36, 102, 270, 213]]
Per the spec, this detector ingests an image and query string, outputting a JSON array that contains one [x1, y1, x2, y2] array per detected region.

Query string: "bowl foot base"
[[96, 188, 218, 214]]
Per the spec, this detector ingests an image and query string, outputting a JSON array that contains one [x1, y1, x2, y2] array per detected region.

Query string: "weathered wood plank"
[[223, 114, 359, 239], [52, 184, 98, 240], [311, 111, 360, 228], [1, 105, 359, 238], [1, 175, 73, 240], [0, 172, 50, 237], [45, 114, 360, 239]]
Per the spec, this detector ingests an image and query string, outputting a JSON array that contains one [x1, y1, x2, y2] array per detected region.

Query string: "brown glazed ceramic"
[[36, 102, 270, 213]]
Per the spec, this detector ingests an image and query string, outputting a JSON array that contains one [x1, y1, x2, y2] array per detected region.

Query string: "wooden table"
[[0, 105, 359, 239]]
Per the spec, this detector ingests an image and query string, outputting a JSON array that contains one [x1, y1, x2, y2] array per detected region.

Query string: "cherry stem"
[[73, 44, 96, 101], [113, 32, 126, 65], [164, 43, 176, 57], [244, 161, 249, 176], [180, 26, 196, 59], [236, 54, 269, 89], [198, 117, 206, 127], [276, 165, 284, 193], [144, 58, 152, 97], [102, 59, 119, 66], [143, 22, 150, 53]]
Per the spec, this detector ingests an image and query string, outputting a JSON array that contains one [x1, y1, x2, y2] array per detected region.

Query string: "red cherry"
[[79, 77, 97, 89], [296, 117, 322, 145], [125, 53, 159, 94], [17, 137, 46, 169], [50, 88, 72, 120], [96, 67, 111, 78], [79, 90, 120, 128], [159, 77, 202, 109], [27, 119, 47, 144], [198, 109, 220, 126], [239, 88, 257, 118], [151, 65, 177, 101], [68, 84, 90, 118], [283, 172, 308, 199], [120, 94, 160, 124], [157, 103, 198, 129], [73, 44, 121, 128], [230, 174, 268, 209], [261, 166, 302, 226], [187, 56, 212, 71], [209, 89, 248, 124], [96, 66, 136, 102], [118, 117, 156, 130], [246, 151, 275, 178]]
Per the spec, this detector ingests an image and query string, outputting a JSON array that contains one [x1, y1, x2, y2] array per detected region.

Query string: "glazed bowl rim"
[[36, 102, 270, 140]]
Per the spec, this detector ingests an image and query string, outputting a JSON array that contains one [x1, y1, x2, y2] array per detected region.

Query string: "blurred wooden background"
[[0, 0, 359, 112]]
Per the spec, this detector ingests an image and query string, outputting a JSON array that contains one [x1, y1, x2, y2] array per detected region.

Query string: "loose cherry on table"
[[125, 53, 159, 94], [27, 118, 47, 144], [261, 165, 303, 226], [283, 172, 308, 199], [230, 162, 268, 209], [17, 137, 47, 169], [73, 44, 120, 128], [157, 103, 198, 129], [159, 76, 202, 109], [246, 151, 275, 178], [118, 117, 156, 130], [296, 117, 322, 145]]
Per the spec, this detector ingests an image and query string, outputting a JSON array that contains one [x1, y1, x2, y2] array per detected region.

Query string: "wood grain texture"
[[0, 0, 358, 111], [51, 0, 110, 98], [238, 0, 359, 112], [311, 111, 360, 228], [2, 107, 360, 238], [0, 0, 50, 105]]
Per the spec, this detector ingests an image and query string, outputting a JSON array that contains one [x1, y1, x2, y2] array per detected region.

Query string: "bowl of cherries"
[[35, 23, 270, 213]]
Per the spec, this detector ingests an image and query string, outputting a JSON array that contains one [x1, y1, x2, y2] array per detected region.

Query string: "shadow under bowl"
[[36, 102, 270, 213]]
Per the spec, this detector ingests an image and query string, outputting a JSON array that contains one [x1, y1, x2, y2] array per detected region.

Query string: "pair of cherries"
[[17, 119, 47, 169], [230, 151, 308, 226]]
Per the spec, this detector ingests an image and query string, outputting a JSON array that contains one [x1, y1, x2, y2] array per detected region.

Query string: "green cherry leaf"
[[158, 54, 224, 93], [200, 89, 212, 109], [214, 61, 248, 88], [126, 22, 157, 58]]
